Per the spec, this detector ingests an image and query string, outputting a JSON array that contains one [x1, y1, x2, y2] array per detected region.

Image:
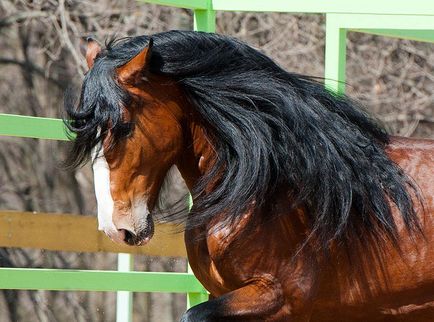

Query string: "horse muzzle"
[[123, 215, 154, 246], [106, 209, 155, 246]]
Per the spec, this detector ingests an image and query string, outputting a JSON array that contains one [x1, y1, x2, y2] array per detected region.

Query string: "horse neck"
[[175, 112, 216, 192]]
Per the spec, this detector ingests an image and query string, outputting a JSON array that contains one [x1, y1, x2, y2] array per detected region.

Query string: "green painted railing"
[[0, 114, 70, 140], [1, 1, 433, 321], [0, 269, 205, 293]]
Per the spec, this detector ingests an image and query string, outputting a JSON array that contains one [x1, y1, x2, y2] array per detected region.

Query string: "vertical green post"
[[194, 0, 216, 32], [186, 264, 209, 308], [324, 14, 347, 94], [185, 196, 209, 308], [116, 253, 134, 322], [184, 0, 215, 310]]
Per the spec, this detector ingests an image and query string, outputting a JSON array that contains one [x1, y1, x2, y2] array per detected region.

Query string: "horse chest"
[[184, 228, 236, 296], [184, 214, 310, 298]]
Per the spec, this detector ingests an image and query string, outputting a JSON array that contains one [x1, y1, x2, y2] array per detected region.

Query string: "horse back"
[[387, 136, 434, 210]]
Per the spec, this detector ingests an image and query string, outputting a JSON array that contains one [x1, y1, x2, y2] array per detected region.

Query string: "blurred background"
[[0, 1, 433, 321]]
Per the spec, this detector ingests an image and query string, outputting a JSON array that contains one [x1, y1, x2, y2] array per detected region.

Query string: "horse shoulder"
[[204, 205, 318, 301]]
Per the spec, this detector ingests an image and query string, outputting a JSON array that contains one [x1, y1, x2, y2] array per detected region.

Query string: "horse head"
[[82, 38, 187, 246]]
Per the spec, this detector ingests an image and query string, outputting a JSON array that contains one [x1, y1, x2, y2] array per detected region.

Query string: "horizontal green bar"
[[0, 268, 207, 293], [0, 114, 72, 141], [141, 0, 208, 10], [353, 29, 434, 43], [327, 13, 434, 30], [212, 0, 434, 15]]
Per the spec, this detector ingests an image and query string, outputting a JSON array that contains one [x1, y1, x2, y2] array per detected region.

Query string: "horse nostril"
[[120, 229, 136, 245]]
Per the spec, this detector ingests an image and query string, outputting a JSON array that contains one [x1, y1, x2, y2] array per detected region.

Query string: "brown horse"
[[65, 31, 434, 321]]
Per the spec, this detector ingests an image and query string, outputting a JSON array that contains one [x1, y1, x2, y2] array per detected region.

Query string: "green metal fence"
[[1, 1, 433, 321]]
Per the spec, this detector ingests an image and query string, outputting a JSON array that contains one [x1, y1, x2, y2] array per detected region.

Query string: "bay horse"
[[65, 31, 434, 321]]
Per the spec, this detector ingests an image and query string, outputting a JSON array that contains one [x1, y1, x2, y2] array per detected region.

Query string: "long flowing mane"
[[65, 31, 421, 252]]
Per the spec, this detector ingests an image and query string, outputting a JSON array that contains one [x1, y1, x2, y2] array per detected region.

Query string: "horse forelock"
[[64, 38, 150, 169]]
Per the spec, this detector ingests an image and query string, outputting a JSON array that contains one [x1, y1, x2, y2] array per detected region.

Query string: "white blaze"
[[92, 144, 119, 240]]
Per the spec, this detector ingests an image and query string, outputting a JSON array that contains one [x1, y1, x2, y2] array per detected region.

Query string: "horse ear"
[[84, 37, 102, 69], [117, 38, 153, 83]]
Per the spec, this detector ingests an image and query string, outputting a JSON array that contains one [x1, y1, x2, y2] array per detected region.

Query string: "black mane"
[[65, 31, 421, 251]]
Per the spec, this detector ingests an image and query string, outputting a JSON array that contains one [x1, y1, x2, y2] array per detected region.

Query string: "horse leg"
[[180, 276, 310, 322]]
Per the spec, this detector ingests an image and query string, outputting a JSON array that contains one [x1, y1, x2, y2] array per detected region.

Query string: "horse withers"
[[65, 31, 434, 321]]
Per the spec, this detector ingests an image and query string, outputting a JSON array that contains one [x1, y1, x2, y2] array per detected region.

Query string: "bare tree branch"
[[0, 58, 66, 89]]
